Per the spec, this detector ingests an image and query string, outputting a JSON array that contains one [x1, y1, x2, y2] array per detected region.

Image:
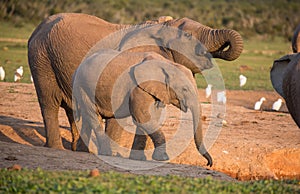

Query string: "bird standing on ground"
[[14, 66, 23, 82], [217, 91, 226, 104], [272, 99, 282, 111], [0, 66, 5, 81], [239, 74, 247, 87], [254, 97, 266, 111], [16, 66, 23, 76], [205, 84, 212, 98]]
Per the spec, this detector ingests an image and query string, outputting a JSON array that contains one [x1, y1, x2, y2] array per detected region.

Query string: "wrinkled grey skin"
[[270, 53, 300, 128], [73, 50, 212, 166], [28, 13, 243, 154], [292, 24, 300, 53]]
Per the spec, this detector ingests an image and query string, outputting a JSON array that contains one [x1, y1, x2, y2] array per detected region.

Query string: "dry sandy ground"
[[0, 82, 299, 181]]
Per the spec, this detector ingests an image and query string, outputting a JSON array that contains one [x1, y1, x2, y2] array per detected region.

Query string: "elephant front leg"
[[149, 130, 169, 161], [131, 122, 169, 161], [130, 87, 169, 161]]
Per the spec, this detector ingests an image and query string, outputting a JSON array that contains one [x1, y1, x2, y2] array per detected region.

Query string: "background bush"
[[1, 0, 299, 40]]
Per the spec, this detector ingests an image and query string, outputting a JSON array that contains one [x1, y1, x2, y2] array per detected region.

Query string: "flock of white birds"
[[205, 74, 283, 111], [0, 66, 33, 83]]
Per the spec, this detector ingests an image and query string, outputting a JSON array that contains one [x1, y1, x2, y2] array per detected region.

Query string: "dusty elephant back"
[[28, 13, 119, 105]]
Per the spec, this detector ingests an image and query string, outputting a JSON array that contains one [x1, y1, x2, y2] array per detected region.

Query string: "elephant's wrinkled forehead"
[[172, 18, 206, 31]]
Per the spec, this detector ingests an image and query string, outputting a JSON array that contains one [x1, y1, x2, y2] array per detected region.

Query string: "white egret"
[[205, 84, 212, 98], [16, 66, 23, 77], [14, 66, 23, 82], [217, 91, 226, 104], [0, 66, 5, 81], [239, 74, 247, 87], [254, 97, 266, 111], [272, 99, 282, 111]]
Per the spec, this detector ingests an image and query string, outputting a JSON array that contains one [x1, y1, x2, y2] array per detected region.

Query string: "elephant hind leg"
[[74, 87, 112, 155], [35, 81, 64, 149], [41, 103, 64, 149], [61, 102, 79, 151], [61, 101, 98, 152], [129, 127, 147, 160]]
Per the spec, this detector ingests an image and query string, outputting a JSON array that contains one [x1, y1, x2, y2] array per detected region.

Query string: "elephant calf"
[[72, 50, 212, 166]]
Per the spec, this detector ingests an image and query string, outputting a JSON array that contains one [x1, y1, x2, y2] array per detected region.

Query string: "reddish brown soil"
[[0, 82, 299, 180]]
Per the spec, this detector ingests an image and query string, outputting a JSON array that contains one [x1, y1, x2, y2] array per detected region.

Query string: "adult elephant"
[[271, 24, 300, 128], [73, 50, 212, 166], [292, 24, 300, 53], [270, 53, 300, 128], [28, 13, 243, 151]]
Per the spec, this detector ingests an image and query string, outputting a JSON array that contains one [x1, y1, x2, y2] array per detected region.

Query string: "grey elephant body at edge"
[[292, 24, 300, 53], [271, 24, 300, 128], [28, 13, 243, 154], [271, 53, 300, 128], [73, 50, 212, 166]]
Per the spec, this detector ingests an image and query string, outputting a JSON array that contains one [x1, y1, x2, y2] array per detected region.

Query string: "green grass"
[[0, 22, 33, 83], [1, 169, 299, 193], [0, 22, 35, 39], [0, 42, 31, 83]]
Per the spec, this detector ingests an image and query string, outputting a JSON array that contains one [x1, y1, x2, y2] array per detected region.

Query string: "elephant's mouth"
[[210, 42, 230, 57], [180, 99, 188, 112]]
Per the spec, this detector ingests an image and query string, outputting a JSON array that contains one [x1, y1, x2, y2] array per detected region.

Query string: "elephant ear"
[[270, 54, 294, 98], [282, 53, 300, 127], [133, 57, 172, 105]]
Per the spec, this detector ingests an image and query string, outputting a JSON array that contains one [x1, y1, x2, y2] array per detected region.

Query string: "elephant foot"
[[71, 141, 77, 151], [99, 146, 112, 156], [129, 150, 147, 161], [75, 138, 89, 152], [44, 143, 65, 150], [152, 147, 169, 161]]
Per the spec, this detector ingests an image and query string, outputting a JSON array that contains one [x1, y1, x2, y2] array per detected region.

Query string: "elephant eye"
[[201, 50, 207, 55], [184, 32, 192, 39], [182, 86, 189, 92], [196, 44, 208, 56]]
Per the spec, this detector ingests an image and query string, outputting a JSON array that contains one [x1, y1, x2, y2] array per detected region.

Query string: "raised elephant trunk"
[[190, 104, 213, 167], [199, 27, 244, 61]]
